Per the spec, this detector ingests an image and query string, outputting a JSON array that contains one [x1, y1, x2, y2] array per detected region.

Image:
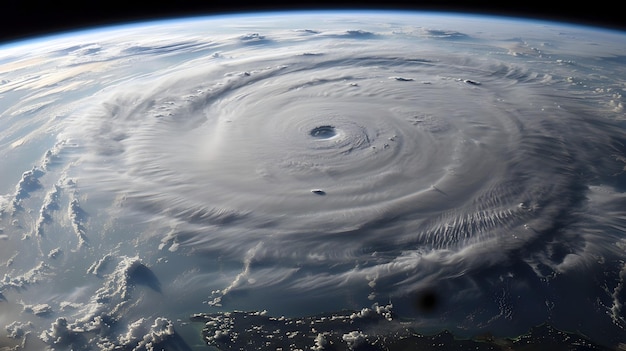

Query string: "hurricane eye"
[[309, 125, 336, 139]]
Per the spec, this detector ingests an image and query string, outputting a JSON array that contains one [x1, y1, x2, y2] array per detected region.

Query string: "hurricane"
[[1, 12, 625, 350]]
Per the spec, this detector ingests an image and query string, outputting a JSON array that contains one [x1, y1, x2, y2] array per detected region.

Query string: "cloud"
[[1, 12, 626, 350]]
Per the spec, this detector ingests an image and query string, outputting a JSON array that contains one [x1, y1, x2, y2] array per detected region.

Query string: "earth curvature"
[[1, 11, 626, 351]]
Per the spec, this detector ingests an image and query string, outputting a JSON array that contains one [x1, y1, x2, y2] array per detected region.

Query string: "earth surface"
[[0, 11, 625, 351]]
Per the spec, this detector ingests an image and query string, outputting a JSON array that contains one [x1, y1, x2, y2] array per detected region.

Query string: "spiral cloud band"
[[1, 12, 625, 349]]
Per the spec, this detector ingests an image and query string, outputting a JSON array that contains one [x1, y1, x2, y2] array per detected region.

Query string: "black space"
[[1, 0, 625, 45]]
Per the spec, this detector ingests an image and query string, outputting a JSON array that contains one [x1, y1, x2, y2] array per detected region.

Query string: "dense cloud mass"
[[0, 12, 626, 350]]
